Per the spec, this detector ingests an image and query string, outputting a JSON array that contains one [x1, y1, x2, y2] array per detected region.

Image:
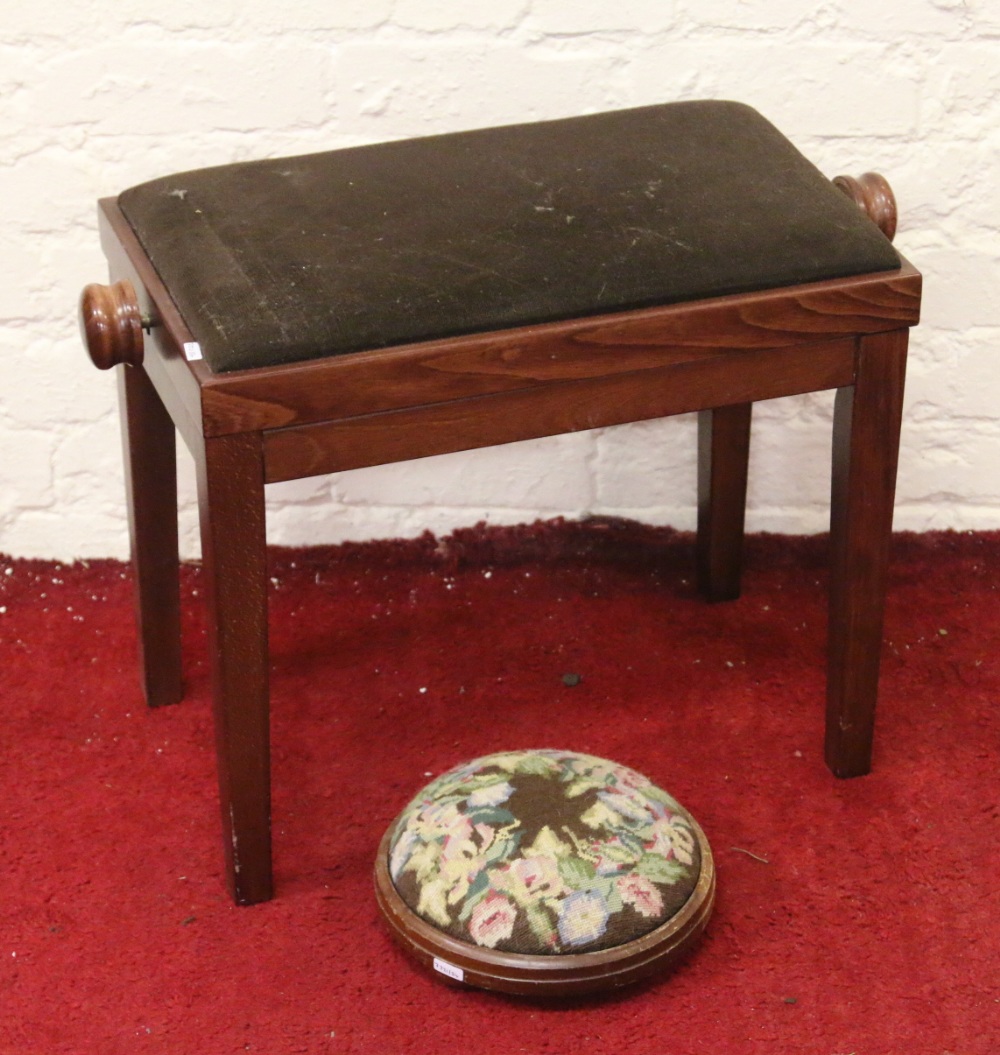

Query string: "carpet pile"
[[2, 520, 997, 1053]]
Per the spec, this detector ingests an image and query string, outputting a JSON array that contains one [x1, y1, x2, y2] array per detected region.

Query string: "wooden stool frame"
[[83, 186, 920, 905]]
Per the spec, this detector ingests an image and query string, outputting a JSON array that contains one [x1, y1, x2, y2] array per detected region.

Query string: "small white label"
[[183, 341, 203, 362], [433, 957, 464, 983]]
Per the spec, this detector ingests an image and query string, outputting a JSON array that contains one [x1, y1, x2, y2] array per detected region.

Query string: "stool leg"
[[196, 432, 273, 904], [119, 364, 182, 708], [826, 329, 908, 778], [696, 403, 752, 602]]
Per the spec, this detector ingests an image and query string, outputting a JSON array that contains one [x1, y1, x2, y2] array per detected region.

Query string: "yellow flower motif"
[[417, 878, 451, 927], [466, 780, 514, 808], [649, 815, 695, 866], [438, 826, 496, 907], [580, 799, 621, 830], [524, 825, 572, 859], [406, 840, 445, 884], [414, 801, 472, 843]]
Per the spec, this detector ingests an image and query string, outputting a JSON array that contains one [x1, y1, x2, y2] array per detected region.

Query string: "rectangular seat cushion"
[[118, 100, 900, 374]]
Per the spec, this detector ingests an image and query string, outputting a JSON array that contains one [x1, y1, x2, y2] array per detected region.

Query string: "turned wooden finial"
[[79, 280, 145, 369], [833, 172, 897, 243]]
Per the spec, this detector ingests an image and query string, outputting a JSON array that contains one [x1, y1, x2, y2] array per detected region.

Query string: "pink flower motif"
[[468, 893, 517, 948], [508, 855, 565, 899], [617, 874, 664, 919]]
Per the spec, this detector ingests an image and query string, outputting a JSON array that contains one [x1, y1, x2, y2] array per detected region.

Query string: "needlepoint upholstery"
[[376, 750, 715, 993], [117, 100, 900, 374]]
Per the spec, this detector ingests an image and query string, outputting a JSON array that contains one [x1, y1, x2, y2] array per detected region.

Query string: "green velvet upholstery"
[[386, 750, 703, 956], [118, 101, 900, 374]]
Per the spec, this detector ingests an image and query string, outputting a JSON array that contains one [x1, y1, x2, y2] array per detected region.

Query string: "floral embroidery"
[[557, 890, 611, 947], [469, 893, 517, 948], [388, 750, 701, 955], [617, 874, 664, 919]]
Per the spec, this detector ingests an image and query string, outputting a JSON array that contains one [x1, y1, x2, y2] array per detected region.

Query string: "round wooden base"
[[374, 818, 715, 998]]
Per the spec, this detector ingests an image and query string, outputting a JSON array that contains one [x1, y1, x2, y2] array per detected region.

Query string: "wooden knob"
[[833, 172, 897, 243], [79, 280, 145, 369]]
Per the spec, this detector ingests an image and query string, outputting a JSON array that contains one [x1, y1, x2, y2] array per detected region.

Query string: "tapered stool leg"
[[196, 432, 273, 904], [697, 403, 753, 602], [119, 364, 182, 708], [826, 329, 908, 777]]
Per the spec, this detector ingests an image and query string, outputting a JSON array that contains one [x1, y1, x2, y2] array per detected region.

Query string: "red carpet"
[[2, 520, 998, 1054]]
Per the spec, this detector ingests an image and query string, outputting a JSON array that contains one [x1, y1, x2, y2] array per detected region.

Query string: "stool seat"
[[374, 750, 715, 995], [118, 101, 899, 373]]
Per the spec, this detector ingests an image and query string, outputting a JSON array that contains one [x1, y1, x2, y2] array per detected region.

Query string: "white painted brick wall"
[[2, 1, 998, 560]]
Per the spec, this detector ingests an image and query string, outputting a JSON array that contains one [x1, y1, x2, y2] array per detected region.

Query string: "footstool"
[[374, 750, 715, 996], [79, 100, 921, 905]]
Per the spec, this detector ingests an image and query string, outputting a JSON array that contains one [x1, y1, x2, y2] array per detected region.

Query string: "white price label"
[[432, 957, 464, 983]]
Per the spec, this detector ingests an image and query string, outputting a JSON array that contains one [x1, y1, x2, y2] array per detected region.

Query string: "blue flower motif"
[[557, 890, 610, 947]]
